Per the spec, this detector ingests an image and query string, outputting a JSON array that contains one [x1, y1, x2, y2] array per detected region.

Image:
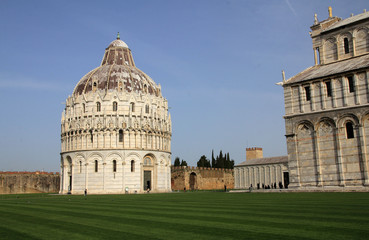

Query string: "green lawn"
[[0, 192, 368, 239]]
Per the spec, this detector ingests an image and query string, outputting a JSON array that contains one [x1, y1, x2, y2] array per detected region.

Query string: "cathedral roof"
[[235, 156, 288, 167], [284, 53, 369, 86], [322, 11, 369, 33], [72, 35, 161, 97]]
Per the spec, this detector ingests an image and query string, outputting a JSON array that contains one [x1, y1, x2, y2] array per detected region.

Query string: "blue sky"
[[0, 0, 368, 172]]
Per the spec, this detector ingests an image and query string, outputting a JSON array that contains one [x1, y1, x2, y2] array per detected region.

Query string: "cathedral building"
[[280, 8, 369, 190], [60, 34, 172, 194]]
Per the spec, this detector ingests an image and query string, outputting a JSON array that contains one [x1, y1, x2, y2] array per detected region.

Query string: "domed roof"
[[108, 39, 129, 48], [73, 35, 161, 97]]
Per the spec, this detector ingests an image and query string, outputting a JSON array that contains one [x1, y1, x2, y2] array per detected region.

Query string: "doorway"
[[190, 172, 197, 190], [69, 176, 72, 191], [144, 170, 151, 190], [283, 172, 289, 188]]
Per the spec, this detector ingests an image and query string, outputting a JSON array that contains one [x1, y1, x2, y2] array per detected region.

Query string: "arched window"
[[119, 129, 123, 142], [113, 102, 118, 111], [144, 157, 151, 166], [131, 160, 135, 172], [347, 76, 355, 93], [113, 160, 117, 172], [95, 160, 98, 172], [304, 86, 311, 101], [346, 122, 354, 139], [145, 104, 149, 114], [79, 161, 82, 173], [82, 103, 85, 113], [97, 102, 101, 112], [90, 130, 93, 143], [130, 102, 135, 112], [344, 38, 350, 54], [325, 81, 332, 97]]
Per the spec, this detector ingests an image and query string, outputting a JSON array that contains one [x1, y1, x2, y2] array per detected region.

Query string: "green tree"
[[218, 150, 225, 168], [174, 157, 180, 166], [211, 150, 215, 168], [197, 155, 211, 167], [180, 160, 188, 166]]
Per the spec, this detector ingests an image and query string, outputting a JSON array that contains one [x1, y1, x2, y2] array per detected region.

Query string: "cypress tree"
[[211, 150, 215, 168], [174, 157, 180, 166]]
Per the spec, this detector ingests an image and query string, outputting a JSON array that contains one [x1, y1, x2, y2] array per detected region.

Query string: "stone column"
[[353, 74, 360, 105], [85, 163, 88, 191], [71, 163, 74, 193], [358, 124, 369, 185], [365, 71, 369, 103], [336, 40, 340, 60], [103, 162, 106, 191], [280, 165, 283, 186], [320, 43, 325, 64], [310, 83, 315, 111], [60, 164, 64, 193], [335, 127, 346, 186], [249, 167, 252, 187], [299, 85, 305, 113], [313, 130, 323, 187], [320, 82, 326, 110], [122, 162, 126, 193], [314, 47, 318, 65], [269, 166, 272, 185], [342, 76, 348, 106], [240, 168, 244, 188], [243, 167, 250, 188], [286, 134, 301, 188], [352, 37, 356, 56], [332, 79, 337, 108]]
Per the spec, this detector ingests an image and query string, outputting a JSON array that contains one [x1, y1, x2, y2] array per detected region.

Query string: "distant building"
[[234, 148, 289, 189], [279, 7, 369, 189], [171, 166, 234, 191], [60, 35, 172, 194]]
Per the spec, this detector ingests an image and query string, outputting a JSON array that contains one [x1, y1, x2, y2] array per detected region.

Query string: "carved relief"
[[293, 87, 299, 96], [318, 122, 333, 136], [358, 72, 366, 82], [334, 78, 342, 88], [297, 124, 312, 138]]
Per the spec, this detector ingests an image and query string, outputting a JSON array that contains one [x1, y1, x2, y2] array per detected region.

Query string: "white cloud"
[[285, 0, 297, 17]]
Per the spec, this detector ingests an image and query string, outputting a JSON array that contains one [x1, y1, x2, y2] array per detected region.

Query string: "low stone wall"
[[171, 166, 234, 190], [0, 172, 60, 194]]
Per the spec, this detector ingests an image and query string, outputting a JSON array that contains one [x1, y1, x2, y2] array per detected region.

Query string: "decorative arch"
[[87, 152, 105, 161], [337, 113, 359, 128], [355, 27, 369, 54], [295, 120, 317, 187], [106, 152, 124, 161], [295, 120, 314, 134], [323, 37, 337, 62], [126, 152, 142, 161], [339, 32, 353, 56], [316, 117, 336, 136]]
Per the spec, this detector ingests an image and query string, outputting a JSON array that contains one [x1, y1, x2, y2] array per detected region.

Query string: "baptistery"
[[60, 34, 172, 194]]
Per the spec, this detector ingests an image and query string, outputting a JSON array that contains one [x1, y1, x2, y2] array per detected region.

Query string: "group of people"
[[249, 181, 285, 190]]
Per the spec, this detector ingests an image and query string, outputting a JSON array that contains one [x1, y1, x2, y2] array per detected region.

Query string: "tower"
[[60, 35, 172, 194], [280, 8, 369, 189]]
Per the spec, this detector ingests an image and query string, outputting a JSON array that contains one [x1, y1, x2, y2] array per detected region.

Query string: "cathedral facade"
[[60, 35, 172, 194], [281, 8, 369, 190]]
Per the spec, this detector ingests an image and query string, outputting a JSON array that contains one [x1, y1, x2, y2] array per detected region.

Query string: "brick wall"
[[171, 166, 234, 190], [0, 172, 60, 194]]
